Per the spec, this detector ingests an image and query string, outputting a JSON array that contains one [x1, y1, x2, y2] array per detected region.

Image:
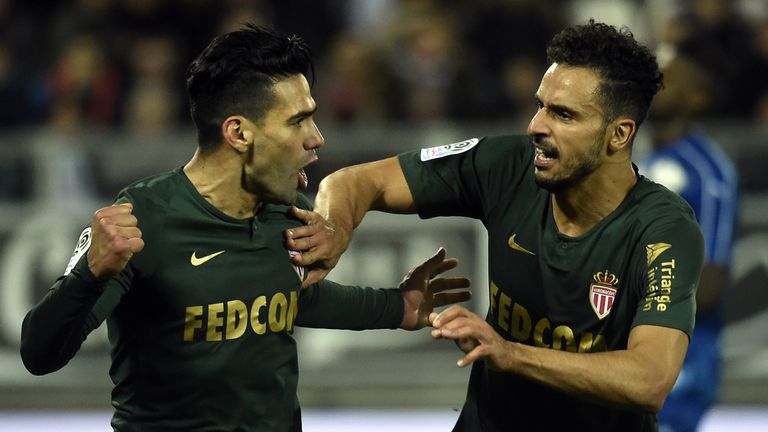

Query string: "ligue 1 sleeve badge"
[[64, 227, 92, 276], [590, 270, 619, 320]]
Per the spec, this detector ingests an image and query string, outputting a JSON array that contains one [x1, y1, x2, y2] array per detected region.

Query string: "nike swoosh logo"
[[508, 234, 535, 256], [190, 250, 226, 266]]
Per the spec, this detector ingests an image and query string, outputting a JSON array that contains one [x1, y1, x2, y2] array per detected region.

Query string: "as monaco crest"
[[589, 270, 619, 320]]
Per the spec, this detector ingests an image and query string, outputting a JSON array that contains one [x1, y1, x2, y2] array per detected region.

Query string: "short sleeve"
[[631, 215, 705, 338], [398, 135, 532, 221]]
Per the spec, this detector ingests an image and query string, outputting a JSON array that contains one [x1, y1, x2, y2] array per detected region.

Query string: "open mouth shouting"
[[534, 144, 559, 170], [297, 150, 318, 189]]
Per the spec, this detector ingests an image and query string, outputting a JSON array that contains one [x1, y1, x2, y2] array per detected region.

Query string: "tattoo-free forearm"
[[504, 325, 687, 413], [314, 157, 416, 237]]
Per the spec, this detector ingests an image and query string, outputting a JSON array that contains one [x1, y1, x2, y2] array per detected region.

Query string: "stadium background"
[[1, 0, 767, 430]]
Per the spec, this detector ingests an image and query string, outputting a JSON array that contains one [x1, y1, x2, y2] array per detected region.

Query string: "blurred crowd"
[[2, 0, 768, 135]]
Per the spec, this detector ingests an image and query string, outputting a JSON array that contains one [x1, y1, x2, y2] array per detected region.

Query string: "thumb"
[[301, 268, 329, 288], [290, 206, 314, 224]]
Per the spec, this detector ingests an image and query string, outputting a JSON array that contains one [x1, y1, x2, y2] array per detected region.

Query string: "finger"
[[428, 312, 440, 325], [429, 257, 459, 278], [432, 304, 470, 328], [301, 268, 329, 288], [286, 222, 323, 239], [429, 277, 472, 293], [95, 203, 134, 219], [290, 206, 318, 224], [409, 248, 449, 280], [127, 237, 145, 254], [104, 213, 139, 228], [291, 250, 315, 266], [285, 223, 324, 245], [115, 226, 142, 240], [431, 322, 473, 341], [457, 346, 485, 368], [95, 215, 139, 235], [432, 290, 472, 307], [286, 235, 316, 252], [435, 316, 475, 335], [418, 247, 446, 272]]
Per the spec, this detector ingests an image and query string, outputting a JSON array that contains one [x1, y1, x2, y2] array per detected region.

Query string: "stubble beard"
[[534, 135, 604, 193]]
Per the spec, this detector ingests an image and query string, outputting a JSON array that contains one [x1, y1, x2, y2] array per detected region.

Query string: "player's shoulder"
[[417, 134, 529, 159], [635, 176, 694, 213], [114, 168, 185, 220], [119, 168, 182, 199], [633, 176, 702, 236]]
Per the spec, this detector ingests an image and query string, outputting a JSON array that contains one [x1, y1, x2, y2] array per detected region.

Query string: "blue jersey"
[[641, 132, 739, 432], [642, 133, 738, 267]]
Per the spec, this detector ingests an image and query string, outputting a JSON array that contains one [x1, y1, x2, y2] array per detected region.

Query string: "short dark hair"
[[186, 23, 315, 151], [546, 19, 663, 127]]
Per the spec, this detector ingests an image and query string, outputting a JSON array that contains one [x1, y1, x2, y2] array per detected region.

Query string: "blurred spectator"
[[270, 0, 345, 61], [0, 42, 43, 127], [460, 0, 564, 121], [568, 0, 653, 43], [121, 33, 185, 132], [642, 53, 739, 432], [658, 0, 759, 118], [316, 34, 387, 123], [216, 0, 272, 35], [49, 0, 117, 50], [497, 55, 544, 124], [463, 0, 564, 70], [378, 2, 482, 122], [46, 34, 122, 130]]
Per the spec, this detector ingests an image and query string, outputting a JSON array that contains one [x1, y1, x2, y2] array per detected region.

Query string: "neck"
[[183, 148, 261, 219], [551, 160, 637, 237]]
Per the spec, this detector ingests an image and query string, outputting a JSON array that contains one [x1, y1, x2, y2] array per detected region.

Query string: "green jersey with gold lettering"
[[21, 167, 403, 432], [399, 135, 704, 432]]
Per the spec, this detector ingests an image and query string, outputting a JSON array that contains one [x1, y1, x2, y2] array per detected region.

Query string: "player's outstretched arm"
[[430, 306, 687, 413], [286, 156, 415, 287]]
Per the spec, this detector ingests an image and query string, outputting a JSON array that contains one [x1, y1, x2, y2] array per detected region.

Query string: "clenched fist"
[[86, 203, 144, 280]]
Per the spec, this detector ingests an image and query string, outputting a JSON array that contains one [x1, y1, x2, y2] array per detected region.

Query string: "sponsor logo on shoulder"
[[646, 243, 671, 266], [420, 138, 479, 161], [64, 227, 92, 276]]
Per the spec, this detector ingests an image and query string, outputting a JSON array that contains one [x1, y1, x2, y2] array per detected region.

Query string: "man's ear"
[[607, 118, 636, 155], [222, 116, 253, 153]]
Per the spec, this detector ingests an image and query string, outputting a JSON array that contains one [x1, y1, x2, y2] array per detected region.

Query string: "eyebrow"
[[286, 106, 317, 123], [535, 95, 574, 116]]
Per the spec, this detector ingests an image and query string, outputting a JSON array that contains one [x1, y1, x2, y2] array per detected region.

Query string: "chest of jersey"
[[485, 190, 646, 352], [126, 206, 304, 345]]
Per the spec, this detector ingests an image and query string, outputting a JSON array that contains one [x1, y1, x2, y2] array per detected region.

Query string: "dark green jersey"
[[21, 168, 403, 432], [399, 135, 704, 432]]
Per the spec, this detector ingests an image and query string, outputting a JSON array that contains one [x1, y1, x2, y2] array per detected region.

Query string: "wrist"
[[398, 292, 414, 330]]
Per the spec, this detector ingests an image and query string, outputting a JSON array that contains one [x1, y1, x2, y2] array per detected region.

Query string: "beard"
[[534, 134, 604, 193]]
